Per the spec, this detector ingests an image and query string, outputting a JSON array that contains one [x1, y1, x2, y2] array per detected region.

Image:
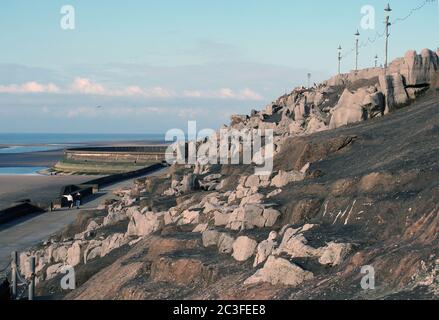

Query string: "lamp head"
[[385, 3, 392, 18]]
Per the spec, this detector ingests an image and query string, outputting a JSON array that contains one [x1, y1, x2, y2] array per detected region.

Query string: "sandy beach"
[[0, 137, 166, 212]]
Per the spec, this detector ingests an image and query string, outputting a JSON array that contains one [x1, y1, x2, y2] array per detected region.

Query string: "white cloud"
[[182, 88, 264, 101], [239, 88, 263, 101], [69, 78, 106, 95], [182, 90, 203, 98], [0, 77, 263, 102], [217, 88, 235, 99], [0, 82, 59, 94], [143, 87, 173, 98], [112, 86, 173, 98]]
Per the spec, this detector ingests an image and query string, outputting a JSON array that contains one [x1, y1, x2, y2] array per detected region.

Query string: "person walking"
[[64, 194, 74, 209], [75, 192, 81, 209]]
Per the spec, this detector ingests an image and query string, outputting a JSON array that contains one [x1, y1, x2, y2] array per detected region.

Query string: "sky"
[[0, 0, 437, 134]]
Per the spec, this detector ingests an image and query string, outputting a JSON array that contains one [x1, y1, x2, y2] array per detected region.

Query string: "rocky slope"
[[19, 49, 439, 300]]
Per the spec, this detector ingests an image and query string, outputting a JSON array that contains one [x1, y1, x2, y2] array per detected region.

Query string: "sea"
[[0, 133, 165, 146], [0, 133, 165, 175]]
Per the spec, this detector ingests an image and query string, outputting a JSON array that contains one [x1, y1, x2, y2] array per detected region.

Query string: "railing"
[[0, 251, 36, 300]]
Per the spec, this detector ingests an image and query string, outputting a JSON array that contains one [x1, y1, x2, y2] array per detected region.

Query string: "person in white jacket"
[[64, 194, 74, 209]]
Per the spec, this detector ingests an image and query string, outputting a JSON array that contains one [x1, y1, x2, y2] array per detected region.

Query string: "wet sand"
[[0, 175, 103, 211], [0, 150, 64, 167]]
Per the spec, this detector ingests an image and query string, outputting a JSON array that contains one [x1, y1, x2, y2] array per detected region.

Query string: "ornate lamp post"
[[355, 30, 360, 71], [384, 4, 392, 72], [338, 45, 342, 74]]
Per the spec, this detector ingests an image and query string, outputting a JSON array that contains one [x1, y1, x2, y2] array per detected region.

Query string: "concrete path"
[[0, 167, 168, 271]]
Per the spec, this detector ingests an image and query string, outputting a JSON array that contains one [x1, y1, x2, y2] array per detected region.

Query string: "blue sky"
[[0, 0, 437, 133]]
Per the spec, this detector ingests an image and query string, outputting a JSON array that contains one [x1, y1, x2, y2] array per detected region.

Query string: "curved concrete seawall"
[[55, 145, 168, 174]]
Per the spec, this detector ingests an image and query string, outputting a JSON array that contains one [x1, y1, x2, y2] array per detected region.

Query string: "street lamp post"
[[355, 30, 360, 72], [338, 45, 342, 74], [384, 4, 392, 72]]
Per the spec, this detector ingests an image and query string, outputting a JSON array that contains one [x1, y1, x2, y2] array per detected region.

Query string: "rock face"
[[245, 256, 314, 286], [232, 236, 258, 262]]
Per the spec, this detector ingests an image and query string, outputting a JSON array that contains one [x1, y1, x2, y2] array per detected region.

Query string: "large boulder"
[[379, 73, 409, 113], [432, 70, 439, 90], [227, 205, 280, 231], [329, 88, 368, 129], [83, 240, 103, 264], [46, 263, 64, 280], [254, 231, 278, 267], [66, 241, 82, 267], [177, 210, 200, 226], [293, 98, 310, 121], [389, 49, 439, 86], [232, 236, 258, 262], [103, 203, 129, 226], [214, 211, 230, 227], [202, 230, 220, 247], [304, 115, 328, 134], [240, 193, 264, 206], [218, 233, 235, 254], [244, 256, 314, 286], [318, 242, 352, 266], [275, 230, 319, 258], [127, 211, 165, 237], [50, 243, 69, 264], [271, 170, 305, 188], [181, 174, 200, 193], [245, 175, 261, 188], [100, 233, 129, 257], [362, 91, 385, 118]]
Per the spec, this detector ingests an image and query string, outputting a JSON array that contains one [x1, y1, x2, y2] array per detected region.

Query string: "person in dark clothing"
[[74, 192, 81, 209]]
